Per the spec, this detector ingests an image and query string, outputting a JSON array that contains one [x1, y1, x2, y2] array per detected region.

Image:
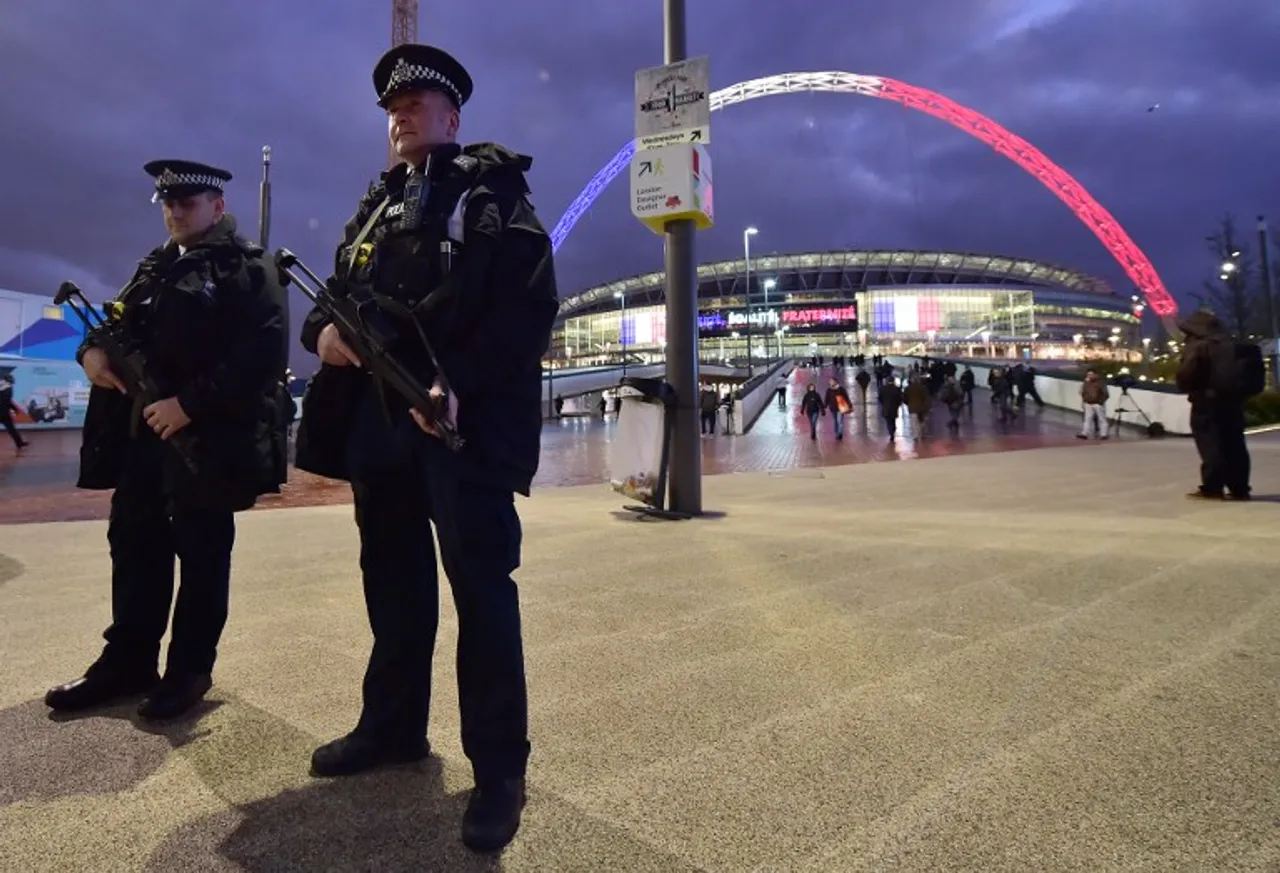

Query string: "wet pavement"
[[0, 366, 1102, 524]]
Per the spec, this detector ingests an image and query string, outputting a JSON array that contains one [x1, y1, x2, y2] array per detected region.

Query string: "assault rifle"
[[273, 248, 465, 452], [54, 280, 200, 473]]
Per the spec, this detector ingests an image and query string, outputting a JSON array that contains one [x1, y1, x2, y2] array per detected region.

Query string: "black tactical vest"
[[342, 148, 481, 378], [345, 151, 473, 303]]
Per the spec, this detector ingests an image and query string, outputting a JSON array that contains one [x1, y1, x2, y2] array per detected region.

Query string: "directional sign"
[[630, 143, 714, 234], [634, 56, 711, 151]]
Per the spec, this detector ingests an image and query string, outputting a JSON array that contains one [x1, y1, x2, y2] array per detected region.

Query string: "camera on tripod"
[[1111, 372, 1138, 392], [1108, 368, 1165, 438]]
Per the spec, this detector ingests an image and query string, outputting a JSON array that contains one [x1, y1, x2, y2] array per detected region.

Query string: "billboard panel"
[[0, 358, 90, 429], [0, 290, 90, 361]]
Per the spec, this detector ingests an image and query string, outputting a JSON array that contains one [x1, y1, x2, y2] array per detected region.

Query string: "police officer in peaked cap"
[[44, 158, 290, 721], [297, 43, 559, 852]]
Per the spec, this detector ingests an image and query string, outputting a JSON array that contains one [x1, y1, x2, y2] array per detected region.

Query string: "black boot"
[[45, 665, 159, 712], [310, 731, 430, 778], [137, 672, 213, 720], [462, 777, 526, 853]]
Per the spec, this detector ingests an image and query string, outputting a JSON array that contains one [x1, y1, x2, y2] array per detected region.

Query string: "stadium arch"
[[551, 72, 1177, 320]]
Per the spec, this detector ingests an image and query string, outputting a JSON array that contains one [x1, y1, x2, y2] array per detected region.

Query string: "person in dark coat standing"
[[0, 376, 28, 451], [879, 377, 904, 440], [295, 43, 559, 853], [44, 159, 290, 721], [1175, 310, 1252, 500]]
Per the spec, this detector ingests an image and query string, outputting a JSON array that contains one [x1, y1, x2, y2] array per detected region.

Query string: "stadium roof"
[[557, 249, 1115, 320]]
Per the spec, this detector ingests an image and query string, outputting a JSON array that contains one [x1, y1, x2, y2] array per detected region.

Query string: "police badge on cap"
[[143, 159, 232, 204], [373, 43, 474, 110]]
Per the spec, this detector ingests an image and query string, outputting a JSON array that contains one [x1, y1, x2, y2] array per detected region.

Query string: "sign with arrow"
[[636, 158, 665, 177], [634, 56, 711, 151], [629, 142, 714, 233]]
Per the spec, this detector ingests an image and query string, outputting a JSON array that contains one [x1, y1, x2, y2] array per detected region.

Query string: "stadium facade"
[[551, 250, 1142, 368]]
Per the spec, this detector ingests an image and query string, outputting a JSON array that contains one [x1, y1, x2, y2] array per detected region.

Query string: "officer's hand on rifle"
[[317, 323, 363, 368], [409, 379, 458, 442], [81, 347, 126, 393], [143, 397, 192, 441]]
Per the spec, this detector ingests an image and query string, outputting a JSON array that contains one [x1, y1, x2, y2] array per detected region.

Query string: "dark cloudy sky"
[[2, 0, 1277, 358]]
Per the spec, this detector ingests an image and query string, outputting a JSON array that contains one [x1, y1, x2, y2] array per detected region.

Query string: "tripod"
[[1110, 386, 1153, 437]]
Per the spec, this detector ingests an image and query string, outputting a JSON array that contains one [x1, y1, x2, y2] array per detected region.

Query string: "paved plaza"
[[1, 427, 1277, 871], [0, 367, 1096, 524]]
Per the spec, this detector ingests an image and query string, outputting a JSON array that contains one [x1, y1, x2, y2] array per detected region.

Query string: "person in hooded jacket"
[[295, 43, 559, 853], [1175, 309, 1251, 500], [800, 382, 825, 439], [44, 159, 289, 722]]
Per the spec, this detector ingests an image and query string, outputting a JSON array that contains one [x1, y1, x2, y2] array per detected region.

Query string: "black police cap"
[[373, 43, 473, 110], [143, 159, 232, 203]]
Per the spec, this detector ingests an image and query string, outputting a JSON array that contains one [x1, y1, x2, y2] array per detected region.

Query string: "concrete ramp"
[[544, 362, 754, 400]]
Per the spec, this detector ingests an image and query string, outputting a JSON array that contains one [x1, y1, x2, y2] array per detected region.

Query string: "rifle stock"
[[273, 249, 465, 452], [55, 281, 200, 473]]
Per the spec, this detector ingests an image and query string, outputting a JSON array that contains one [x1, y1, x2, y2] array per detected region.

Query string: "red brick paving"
[[0, 367, 1096, 524]]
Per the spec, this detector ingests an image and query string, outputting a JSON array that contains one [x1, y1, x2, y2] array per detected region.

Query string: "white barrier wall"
[[886, 356, 1191, 435], [732, 359, 793, 435]]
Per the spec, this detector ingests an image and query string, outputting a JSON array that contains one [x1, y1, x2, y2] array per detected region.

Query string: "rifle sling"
[[337, 198, 399, 425], [345, 198, 391, 280], [341, 194, 472, 426]]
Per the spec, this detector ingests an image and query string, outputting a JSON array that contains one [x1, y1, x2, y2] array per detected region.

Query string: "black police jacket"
[[77, 214, 291, 511], [297, 142, 559, 496]]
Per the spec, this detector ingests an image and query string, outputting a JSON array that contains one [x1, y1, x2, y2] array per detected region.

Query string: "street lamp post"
[[763, 278, 775, 306], [743, 226, 758, 377], [614, 290, 627, 377], [1259, 216, 1278, 384], [763, 278, 776, 361], [545, 342, 555, 419]]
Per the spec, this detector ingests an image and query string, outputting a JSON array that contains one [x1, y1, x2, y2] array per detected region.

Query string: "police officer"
[[44, 159, 290, 720], [1175, 309, 1252, 500], [297, 44, 558, 853]]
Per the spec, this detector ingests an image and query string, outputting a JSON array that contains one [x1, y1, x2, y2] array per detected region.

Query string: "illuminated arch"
[[552, 72, 1177, 319]]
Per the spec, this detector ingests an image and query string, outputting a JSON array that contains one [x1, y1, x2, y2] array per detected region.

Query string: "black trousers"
[[345, 391, 530, 785], [1191, 402, 1250, 496], [98, 431, 236, 677], [882, 411, 898, 438], [0, 411, 23, 447]]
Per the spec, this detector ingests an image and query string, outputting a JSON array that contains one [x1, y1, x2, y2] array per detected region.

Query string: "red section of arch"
[[875, 77, 1177, 318]]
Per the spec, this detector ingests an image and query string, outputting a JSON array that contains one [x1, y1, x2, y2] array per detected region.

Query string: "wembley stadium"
[[550, 249, 1143, 369]]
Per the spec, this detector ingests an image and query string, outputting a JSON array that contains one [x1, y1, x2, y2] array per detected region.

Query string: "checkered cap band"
[[154, 169, 225, 191], [384, 57, 461, 106]]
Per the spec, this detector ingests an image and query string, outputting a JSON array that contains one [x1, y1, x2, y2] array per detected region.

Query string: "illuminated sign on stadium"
[[697, 304, 858, 334], [780, 306, 857, 326]]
